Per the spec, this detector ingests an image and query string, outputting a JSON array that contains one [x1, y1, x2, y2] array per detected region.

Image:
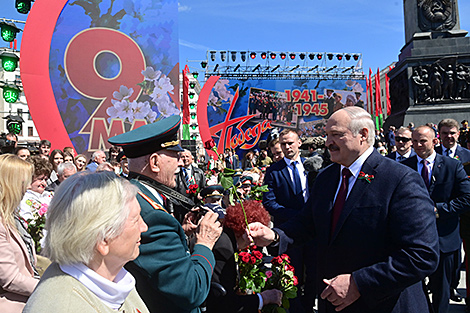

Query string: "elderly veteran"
[[108, 115, 223, 313], [23, 171, 150, 313]]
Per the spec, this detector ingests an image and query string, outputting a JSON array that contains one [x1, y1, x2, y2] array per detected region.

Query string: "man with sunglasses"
[[386, 127, 415, 161]]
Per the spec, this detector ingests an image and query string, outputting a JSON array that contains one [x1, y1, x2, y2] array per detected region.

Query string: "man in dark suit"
[[435, 118, 470, 304], [174, 149, 207, 222], [224, 148, 239, 169], [250, 107, 439, 313], [263, 128, 314, 312], [109, 115, 222, 313], [436, 118, 470, 165], [385, 127, 416, 161], [402, 125, 470, 313]]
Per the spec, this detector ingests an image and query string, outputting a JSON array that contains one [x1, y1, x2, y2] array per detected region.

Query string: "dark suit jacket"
[[175, 165, 207, 195], [276, 150, 439, 313], [225, 156, 239, 169], [385, 150, 416, 161], [435, 144, 470, 165], [402, 154, 470, 253], [126, 180, 215, 313], [263, 157, 310, 226]]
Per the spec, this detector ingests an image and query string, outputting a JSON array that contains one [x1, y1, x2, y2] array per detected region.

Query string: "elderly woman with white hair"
[[23, 171, 150, 313]]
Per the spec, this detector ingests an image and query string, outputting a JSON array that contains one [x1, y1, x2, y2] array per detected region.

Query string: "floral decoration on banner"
[[26, 203, 48, 254], [106, 66, 179, 124], [237, 248, 298, 313], [358, 171, 374, 183]]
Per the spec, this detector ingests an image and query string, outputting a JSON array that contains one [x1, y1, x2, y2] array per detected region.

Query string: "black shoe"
[[450, 288, 463, 302]]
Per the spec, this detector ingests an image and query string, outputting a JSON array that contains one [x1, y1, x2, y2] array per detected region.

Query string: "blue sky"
[[2, 0, 470, 77]]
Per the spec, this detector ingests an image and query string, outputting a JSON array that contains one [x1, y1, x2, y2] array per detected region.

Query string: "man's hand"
[[247, 222, 276, 247], [181, 210, 198, 237], [320, 274, 361, 311], [195, 211, 222, 250]]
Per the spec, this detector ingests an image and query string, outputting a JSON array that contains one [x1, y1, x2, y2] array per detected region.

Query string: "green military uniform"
[[126, 179, 215, 313], [109, 115, 216, 313]]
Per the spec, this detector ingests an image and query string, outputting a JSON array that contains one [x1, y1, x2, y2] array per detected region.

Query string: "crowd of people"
[[2, 108, 470, 313]]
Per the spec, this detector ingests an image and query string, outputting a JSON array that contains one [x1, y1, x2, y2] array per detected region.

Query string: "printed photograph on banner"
[[248, 87, 297, 127]]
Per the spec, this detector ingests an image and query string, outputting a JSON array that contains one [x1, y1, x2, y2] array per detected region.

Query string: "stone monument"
[[386, 0, 470, 128]]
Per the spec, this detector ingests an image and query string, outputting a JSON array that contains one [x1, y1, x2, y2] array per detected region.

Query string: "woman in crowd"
[[48, 149, 64, 183], [18, 156, 53, 222], [203, 200, 282, 313], [63, 151, 74, 163], [108, 145, 121, 163], [23, 171, 149, 313], [0, 154, 40, 312], [74, 154, 87, 172], [241, 151, 255, 169]]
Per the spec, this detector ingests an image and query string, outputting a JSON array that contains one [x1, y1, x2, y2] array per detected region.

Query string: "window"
[[17, 108, 23, 116], [28, 127, 33, 137]]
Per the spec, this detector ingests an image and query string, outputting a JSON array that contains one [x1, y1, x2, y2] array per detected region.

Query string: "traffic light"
[[16, 0, 34, 14], [2, 85, 21, 103], [0, 52, 19, 72], [6, 116, 23, 134], [192, 72, 198, 79], [189, 82, 195, 89], [188, 92, 195, 99], [0, 22, 21, 42]]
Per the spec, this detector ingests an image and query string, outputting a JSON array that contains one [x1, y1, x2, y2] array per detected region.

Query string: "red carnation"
[[271, 256, 282, 264], [285, 264, 295, 273], [204, 139, 216, 150], [293, 276, 299, 286], [250, 256, 257, 264], [280, 254, 290, 262]]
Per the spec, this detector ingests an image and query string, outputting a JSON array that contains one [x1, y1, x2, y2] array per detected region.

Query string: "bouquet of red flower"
[[236, 248, 298, 313], [186, 183, 199, 195]]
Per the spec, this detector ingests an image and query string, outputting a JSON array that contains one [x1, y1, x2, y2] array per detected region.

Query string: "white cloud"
[[178, 3, 191, 12], [179, 39, 211, 51]]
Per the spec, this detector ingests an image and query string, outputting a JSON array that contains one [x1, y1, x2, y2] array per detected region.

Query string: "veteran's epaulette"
[[138, 191, 168, 213]]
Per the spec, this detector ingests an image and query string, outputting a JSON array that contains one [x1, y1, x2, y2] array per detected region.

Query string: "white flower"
[[113, 85, 134, 100], [213, 79, 233, 102], [208, 92, 218, 106], [131, 101, 151, 120], [106, 99, 134, 123], [142, 66, 162, 81], [157, 101, 180, 118], [145, 110, 157, 123], [152, 74, 174, 96], [153, 92, 172, 106], [352, 82, 365, 93]]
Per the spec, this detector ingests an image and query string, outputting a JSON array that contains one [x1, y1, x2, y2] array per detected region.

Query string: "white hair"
[[57, 161, 77, 176], [92, 150, 105, 162], [342, 106, 375, 145], [45, 171, 138, 265]]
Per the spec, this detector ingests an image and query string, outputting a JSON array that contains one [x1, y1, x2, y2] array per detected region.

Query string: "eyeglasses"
[[396, 136, 412, 143]]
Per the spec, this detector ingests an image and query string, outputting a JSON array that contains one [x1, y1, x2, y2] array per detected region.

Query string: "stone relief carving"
[[418, 0, 457, 31], [412, 61, 470, 104]]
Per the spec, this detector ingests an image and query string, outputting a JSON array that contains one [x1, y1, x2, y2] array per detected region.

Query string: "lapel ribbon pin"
[[358, 171, 374, 183]]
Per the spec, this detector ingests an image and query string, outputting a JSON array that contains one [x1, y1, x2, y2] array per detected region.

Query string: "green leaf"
[[277, 307, 287, 313], [284, 289, 297, 299], [220, 175, 234, 190]]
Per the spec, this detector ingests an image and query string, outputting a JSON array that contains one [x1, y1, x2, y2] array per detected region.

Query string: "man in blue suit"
[[263, 128, 315, 312], [436, 118, 470, 165], [435, 118, 470, 304], [385, 127, 416, 161], [250, 107, 439, 313], [402, 125, 470, 313]]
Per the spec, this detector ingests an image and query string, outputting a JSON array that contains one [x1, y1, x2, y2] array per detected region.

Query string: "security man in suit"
[[109, 115, 222, 313], [385, 127, 416, 161], [402, 125, 470, 313], [249, 107, 439, 313], [435, 118, 470, 304], [263, 128, 315, 312]]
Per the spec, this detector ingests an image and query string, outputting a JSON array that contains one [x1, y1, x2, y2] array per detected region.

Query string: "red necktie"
[[331, 168, 352, 237]]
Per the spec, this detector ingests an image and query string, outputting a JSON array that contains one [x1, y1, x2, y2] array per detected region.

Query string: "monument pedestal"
[[385, 0, 470, 128]]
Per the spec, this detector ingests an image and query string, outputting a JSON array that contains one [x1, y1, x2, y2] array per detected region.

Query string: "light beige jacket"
[[0, 220, 39, 313], [23, 263, 150, 313]]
